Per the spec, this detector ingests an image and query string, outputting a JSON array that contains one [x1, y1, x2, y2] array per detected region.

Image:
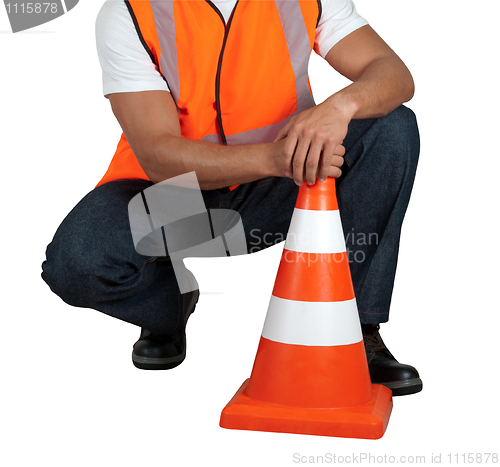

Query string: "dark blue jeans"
[[41, 105, 420, 334]]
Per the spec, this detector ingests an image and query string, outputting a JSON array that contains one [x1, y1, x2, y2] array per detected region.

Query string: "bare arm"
[[108, 90, 279, 190], [275, 25, 415, 186], [109, 90, 344, 190], [324, 24, 414, 119], [108, 26, 411, 190]]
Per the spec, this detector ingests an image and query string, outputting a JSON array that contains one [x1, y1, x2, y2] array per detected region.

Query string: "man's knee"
[[377, 105, 420, 171], [41, 180, 155, 308], [41, 238, 102, 308]]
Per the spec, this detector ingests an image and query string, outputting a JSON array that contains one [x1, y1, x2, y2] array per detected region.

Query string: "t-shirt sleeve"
[[95, 0, 170, 98], [314, 0, 369, 59]]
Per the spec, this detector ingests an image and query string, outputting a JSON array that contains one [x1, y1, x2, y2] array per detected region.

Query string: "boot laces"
[[362, 324, 389, 354]]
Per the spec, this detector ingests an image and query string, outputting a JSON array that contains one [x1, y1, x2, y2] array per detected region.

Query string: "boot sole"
[[132, 288, 200, 371], [132, 348, 186, 370], [378, 377, 423, 396]]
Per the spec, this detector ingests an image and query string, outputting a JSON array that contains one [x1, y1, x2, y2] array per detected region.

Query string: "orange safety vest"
[[96, 0, 321, 189]]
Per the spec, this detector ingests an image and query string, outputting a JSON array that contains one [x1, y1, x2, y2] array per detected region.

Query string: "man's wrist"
[[325, 89, 360, 122], [266, 139, 287, 178]]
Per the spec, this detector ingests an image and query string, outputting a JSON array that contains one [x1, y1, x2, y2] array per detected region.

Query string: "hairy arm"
[[325, 24, 414, 119], [108, 90, 281, 190], [275, 25, 415, 186], [108, 26, 411, 190]]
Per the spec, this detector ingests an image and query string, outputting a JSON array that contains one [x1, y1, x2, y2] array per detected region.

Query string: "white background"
[[1, 1, 499, 466]]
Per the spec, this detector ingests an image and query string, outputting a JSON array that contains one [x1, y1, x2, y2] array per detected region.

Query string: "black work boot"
[[132, 281, 200, 371], [362, 323, 423, 396]]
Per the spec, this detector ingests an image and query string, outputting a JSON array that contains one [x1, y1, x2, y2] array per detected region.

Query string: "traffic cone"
[[220, 178, 393, 439]]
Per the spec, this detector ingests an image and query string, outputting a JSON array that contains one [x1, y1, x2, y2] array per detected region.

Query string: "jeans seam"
[[255, 178, 273, 187], [358, 310, 388, 315], [137, 256, 157, 274]]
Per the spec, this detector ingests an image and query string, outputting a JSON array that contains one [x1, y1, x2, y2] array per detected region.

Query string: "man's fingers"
[[282, 133, 298, 177], [328, 144, 345, 178], [333, 144, 346, 156], [274, 119, 293, 142], [280, 129, 346, 183], [291, 138, 310, 186], [331, 155, 345, 169], [273, 129, 285, 143], [327, 166, 343, 178], [318, 141, 345, 182], [318, 139, 336, 182], [304, 140, 323, 185]]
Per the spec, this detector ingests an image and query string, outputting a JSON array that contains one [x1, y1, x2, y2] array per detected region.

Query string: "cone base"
[[220, 379, 393, 439]]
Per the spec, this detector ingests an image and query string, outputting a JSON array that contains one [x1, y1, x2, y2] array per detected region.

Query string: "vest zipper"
[[205, 0, 240, 145]]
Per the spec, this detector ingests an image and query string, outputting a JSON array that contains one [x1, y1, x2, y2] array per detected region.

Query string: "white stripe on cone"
[[285, 208, 346, 254], [261, 296, 362, 347]]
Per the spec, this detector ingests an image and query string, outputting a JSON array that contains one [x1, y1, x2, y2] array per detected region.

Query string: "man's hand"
[[108, 91, 281, 190], [108, 24, 413, 190], [273, 100, 353, 186], [271, 24, 415, 187]]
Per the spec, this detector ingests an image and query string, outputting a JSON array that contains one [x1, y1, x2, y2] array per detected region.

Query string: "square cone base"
[[220, 379, 393, 439]]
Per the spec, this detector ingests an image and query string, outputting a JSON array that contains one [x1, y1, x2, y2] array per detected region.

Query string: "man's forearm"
[[271, 52, 415, 186], [140, 134, 280, 190], [325, 55, 415, 121]]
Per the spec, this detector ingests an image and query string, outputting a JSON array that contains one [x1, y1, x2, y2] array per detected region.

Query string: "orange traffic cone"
[[220, 178, 393, 439]]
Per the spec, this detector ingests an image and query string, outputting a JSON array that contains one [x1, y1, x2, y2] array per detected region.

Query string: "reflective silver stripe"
[[275, 0, 313, 113], [202, 94, 315, 145], [201, 133, 222, 145], [225, 95, 315, 145], [222, 0, 316, 144], [150, 1, 180, 104], [150, 0, 315, 144]]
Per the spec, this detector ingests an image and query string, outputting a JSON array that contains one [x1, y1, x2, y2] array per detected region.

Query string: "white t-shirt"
[[96, 0, 368, 97]]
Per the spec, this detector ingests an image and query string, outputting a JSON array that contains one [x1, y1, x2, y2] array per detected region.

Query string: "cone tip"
[[296, 178, 338, 211]]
